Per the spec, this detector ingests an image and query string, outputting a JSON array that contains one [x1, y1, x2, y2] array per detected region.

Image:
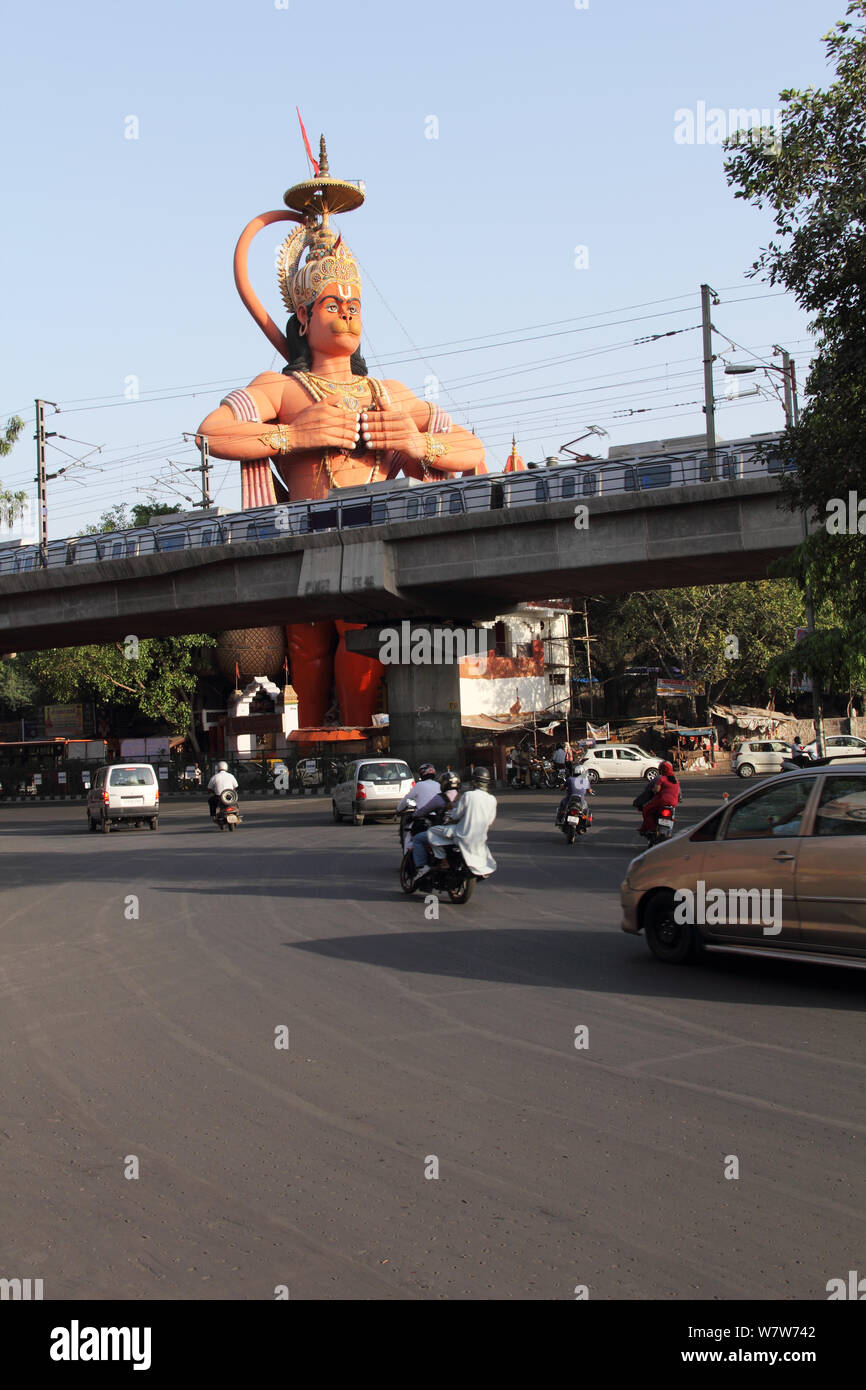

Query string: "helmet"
[[217, 761, 229, 772], [471, 766, 492, 788], [439, 771, 461, 792], [418, 762, 437, 780], [659, 761, 674, 776]]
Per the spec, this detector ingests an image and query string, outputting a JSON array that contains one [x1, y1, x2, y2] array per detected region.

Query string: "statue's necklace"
[[296, 371, 385, 487]]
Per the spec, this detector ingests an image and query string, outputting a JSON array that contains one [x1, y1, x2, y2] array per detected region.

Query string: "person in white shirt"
[[208, 761, 238, 819], [412, 766, 497, 883]]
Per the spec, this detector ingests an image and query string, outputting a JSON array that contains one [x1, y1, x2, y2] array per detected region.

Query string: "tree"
[[588, 581, 806, 715], [84, 498, 181, 534], [0, 416, 31, 528], [19, 500, 217, 750], [0, 657, 38, 718], [724, 0, 866, 692], [23, 635, 216, 753]]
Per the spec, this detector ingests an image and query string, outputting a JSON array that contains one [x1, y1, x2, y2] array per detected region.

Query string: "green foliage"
[[22, 635, 216, 736], [84, 499, 180, 534], [0, 658, 38, 717], [589, 581, 806, 708], [0, 416, 30, 527], [724, 1, 866, 661]]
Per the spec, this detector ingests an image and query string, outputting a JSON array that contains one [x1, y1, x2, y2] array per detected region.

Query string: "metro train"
[[0, 432, 787, 576]]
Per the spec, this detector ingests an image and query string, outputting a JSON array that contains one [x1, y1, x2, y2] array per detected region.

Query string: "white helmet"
[[217, 761, 228, 772]]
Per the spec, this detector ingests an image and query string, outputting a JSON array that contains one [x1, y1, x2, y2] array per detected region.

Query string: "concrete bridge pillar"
[[344, 623, 470, 772]]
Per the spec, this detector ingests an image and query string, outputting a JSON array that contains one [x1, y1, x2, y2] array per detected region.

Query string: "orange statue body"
[[197, 136, 486, 727]]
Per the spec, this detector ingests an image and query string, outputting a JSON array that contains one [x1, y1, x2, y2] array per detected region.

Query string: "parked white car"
[[575, 744, 662, 785], [87, 763, 159, 832], [800, 734, 866, 763], [731, 739, 793, 778], [332, 758, 414, 825]]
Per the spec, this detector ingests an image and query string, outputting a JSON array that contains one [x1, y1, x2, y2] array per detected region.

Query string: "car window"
[[812, 776, 866, 837], [596, 749, 614, 760], [771, 742, 790, 752], [108, 767, 156, 787], [690, 809, 726, 842], [357, 762, 411, 784], [724, 779, 816, 840], [616, 749, 640, 761]]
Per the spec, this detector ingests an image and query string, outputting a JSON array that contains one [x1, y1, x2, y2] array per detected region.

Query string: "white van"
[[87, 763, 160, 832], [331, 758, 414, 825]]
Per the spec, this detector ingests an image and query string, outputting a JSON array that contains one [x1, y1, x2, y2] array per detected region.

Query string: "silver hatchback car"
[[332, 758, 414, 825]]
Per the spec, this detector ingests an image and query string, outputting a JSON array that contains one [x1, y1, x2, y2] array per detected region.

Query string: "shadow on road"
[[289, 927, 866, 1009]]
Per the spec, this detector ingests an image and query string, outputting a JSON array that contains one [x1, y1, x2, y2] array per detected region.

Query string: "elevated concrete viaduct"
[[0, 477, 802, 652]]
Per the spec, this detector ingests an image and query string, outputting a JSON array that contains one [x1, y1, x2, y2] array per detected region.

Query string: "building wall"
[[459, 611, 570, 717]]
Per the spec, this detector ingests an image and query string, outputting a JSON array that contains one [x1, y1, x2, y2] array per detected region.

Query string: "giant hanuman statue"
[[197, 135, 486, 728]]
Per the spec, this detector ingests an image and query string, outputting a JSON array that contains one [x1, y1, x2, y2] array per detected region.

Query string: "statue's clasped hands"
[[360, 401, 424, 459]]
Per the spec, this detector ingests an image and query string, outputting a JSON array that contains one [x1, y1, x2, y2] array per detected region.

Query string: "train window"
[[245, 522, 258, 542], [341, 500, 373, 528], [490, 482, 504, 510], [111, 541, 124, 558], [126, 538, 139, 556], [448, 491, 464, 514], [407, 498, 420, 520], [422, 493, 439, 517], [534, 479, 550, 503], [200, 528, 213, 546], [638, 463, 672, 489], [157, 532, 187, 551], [371, 501, 387, 524], [561, 475, 576, 499], [581, 472, 598, 498], [623, 466, 637, 491], [309, 505, 338, 532], [767, 454, 796, 473]]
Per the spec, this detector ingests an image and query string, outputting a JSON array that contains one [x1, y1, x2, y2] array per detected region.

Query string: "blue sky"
[[0, 0, 844, 538]]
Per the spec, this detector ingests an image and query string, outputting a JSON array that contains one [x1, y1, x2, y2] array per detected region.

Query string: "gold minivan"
[[621, 767, 866, 969]]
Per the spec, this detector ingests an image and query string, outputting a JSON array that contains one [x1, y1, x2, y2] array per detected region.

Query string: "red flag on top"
[[296, 108, 319, 176]]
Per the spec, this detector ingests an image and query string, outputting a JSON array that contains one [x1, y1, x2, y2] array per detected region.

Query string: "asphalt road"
[[1, 778, 863, 1301]]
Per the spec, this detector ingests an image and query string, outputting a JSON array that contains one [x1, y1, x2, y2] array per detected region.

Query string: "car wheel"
[[101, 814, 111, 834], [149, 818, 158, 831], [737, 763, 755, 778], [643, 765, 660, 780], [352, 804, 365, 826], [644, 890, 697, 965], [585, 768, 599, 786], [332, 800, 344, 823], [87, 813, 97, 833]]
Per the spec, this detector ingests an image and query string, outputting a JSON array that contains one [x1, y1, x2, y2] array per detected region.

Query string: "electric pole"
[[196, 436, 212, 509], [701, 284, 719, 480], [34, 399, 58, 562]]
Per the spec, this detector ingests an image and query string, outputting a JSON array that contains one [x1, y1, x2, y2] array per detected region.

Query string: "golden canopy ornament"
[[233, 134, 365, 362]]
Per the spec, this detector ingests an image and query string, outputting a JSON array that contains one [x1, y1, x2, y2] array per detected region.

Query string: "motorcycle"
[[639, 804, 676, 847], [556, 794, 592, 844], [400, 839, 480, 905], [214, 787, 242, 832]]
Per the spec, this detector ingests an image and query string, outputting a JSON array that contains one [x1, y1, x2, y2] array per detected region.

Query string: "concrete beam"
[[0, 477, 801, 651]]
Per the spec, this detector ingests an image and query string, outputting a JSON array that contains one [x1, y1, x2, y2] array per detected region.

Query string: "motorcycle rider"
[[556, 765, 593, 823], [412, 765, 497, 885], [397, 763, 440, 817], [638, 760, 680, 836], [208, 760, 239, 820]]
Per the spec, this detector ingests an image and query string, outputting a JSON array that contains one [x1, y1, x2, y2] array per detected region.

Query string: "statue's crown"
[[277, 136, 364, 315]]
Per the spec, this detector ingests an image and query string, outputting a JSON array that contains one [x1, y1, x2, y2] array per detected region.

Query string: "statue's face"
[[300, 284, 362, 358]]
